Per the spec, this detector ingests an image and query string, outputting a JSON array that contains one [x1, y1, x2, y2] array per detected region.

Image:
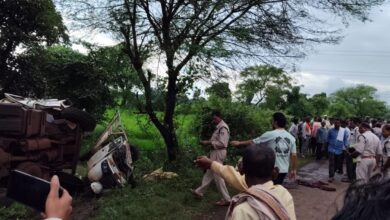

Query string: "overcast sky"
[[67, 2, 390, 104], [293, 2, 390, 104]]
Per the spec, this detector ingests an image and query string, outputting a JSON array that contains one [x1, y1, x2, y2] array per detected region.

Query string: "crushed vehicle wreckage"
[[86, 112, 139, 194], [0, 93, 138, 198]]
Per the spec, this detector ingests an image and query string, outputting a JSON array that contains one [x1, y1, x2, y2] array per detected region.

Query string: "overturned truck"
[[0, 93, 137, 195], [0, 93, 95, 182]]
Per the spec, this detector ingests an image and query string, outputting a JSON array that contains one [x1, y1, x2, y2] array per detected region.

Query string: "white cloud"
[[293, 71, 390, 104]]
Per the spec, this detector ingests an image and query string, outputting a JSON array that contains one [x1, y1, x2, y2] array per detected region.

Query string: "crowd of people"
[[191, 111, 390, 220], [289, 116, 389, 183]]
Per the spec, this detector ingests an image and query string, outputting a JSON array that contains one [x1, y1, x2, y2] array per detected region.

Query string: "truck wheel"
[[61, 107, 96, 132]]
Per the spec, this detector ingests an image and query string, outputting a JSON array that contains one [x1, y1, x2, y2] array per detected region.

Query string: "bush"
[[192, 97, 273, 140], [188, 97, 273, 163]]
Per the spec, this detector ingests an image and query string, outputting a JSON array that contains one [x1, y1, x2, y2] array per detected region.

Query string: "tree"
[[0, 0, 68, 92], [87, 44, 141, 108], [206, 82, 232, 100], [16, 46, 112, 119], [308, 93, 330, 117], [237, 65, 292, 105], [327, 100, 352, 119], [285, 86, 313, 119], [330, 85, 389, 118], [61, 0, 385, 161], [262, 85, 290, 111]]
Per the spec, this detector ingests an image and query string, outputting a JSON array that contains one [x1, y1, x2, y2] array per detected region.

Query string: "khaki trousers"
[[356, 158, 376, 182], [195, 149, 231, 201]]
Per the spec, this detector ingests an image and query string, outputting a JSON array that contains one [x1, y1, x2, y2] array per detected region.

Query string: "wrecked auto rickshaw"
[[86, 112, 138, 194]]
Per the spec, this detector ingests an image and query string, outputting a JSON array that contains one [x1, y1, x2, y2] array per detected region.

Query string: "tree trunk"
[[161, 70, 179, 161], [159, 126, 178, 161], [132, 66, 179, 161]]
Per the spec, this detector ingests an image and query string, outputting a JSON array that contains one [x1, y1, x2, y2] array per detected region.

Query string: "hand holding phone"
[[6, 170, 72, 219], [43, 175, 73, 220]]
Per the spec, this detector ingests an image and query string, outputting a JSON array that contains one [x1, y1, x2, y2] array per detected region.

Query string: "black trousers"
[[273, 173, 287, 185], [345, 153, 356, 181], [310, 137, 317, 155], [316, 142, 326, 160], [329, 152, 342, 178], [337, 152, 344, 174]]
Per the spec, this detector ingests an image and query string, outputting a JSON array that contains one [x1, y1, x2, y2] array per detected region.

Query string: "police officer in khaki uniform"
[[192, 110, 231, 206], [352, 122, 382, 182]]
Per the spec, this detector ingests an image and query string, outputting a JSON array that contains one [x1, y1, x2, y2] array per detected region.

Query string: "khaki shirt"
[[232, 199, 274, 220], [356, 131, 382, 157], [210, 120, 230, 150], [211, 162, 296, 220]]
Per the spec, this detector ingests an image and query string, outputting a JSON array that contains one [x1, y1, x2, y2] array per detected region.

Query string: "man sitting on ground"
[[195, 144, 296, 220]]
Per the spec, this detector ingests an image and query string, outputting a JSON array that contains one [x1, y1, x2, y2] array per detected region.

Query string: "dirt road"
[[288, 160, 349, 220]]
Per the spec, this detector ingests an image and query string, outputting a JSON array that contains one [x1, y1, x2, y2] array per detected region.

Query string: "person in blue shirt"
[[315, 122, 328, 160], [327, 119, 349, 182]]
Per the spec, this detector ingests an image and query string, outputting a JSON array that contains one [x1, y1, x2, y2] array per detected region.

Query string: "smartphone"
[[6, 170, 63, 212]]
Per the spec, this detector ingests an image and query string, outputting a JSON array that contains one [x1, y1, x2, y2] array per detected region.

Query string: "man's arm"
[[289, 153, 298, 179], [230, 140, 254, 148], [351, 135, 365, 158], [344, 130, 349, 148], [195, 156, 248, 191]]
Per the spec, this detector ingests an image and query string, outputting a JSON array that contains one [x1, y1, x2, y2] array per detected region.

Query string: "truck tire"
[[61, 107, 96, 132]]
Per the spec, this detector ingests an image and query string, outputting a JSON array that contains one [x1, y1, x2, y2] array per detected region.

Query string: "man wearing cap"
[[351, 122, 382, 182], [191, 110, 231, 206]]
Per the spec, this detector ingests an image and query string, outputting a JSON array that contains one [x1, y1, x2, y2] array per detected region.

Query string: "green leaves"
[[236, 65, 292, 105], [205, 82, 232, 100], [330, 85, 388, 118]]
